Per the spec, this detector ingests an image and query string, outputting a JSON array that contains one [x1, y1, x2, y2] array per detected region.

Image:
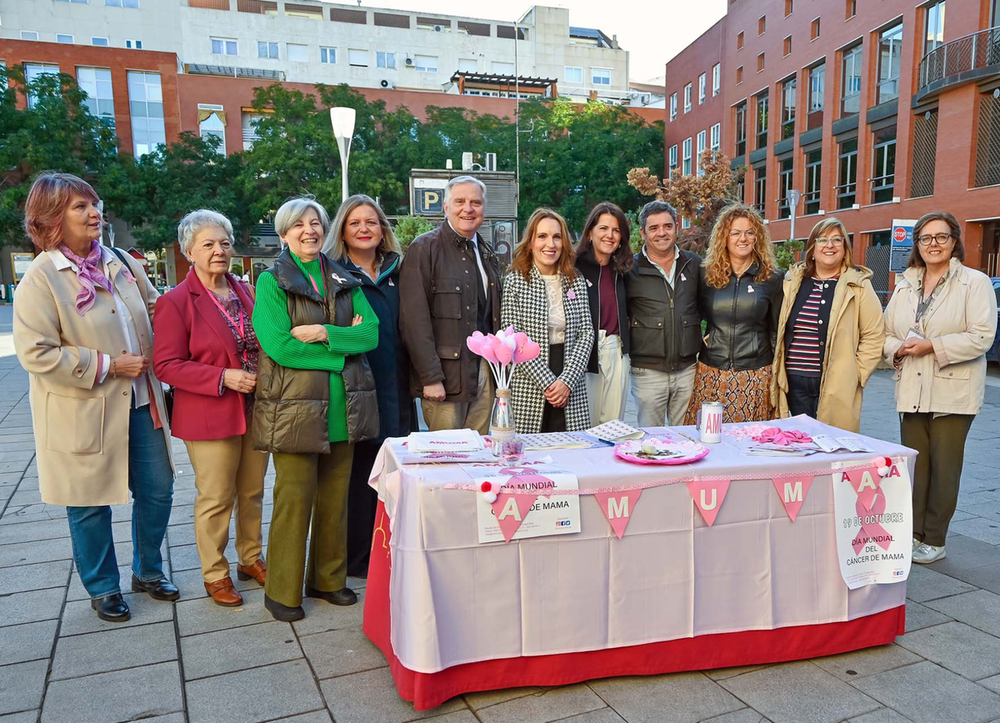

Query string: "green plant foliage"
[[393, 215, 435, 249], [774, 239, 804, 271], [624, 210, 644, 253]]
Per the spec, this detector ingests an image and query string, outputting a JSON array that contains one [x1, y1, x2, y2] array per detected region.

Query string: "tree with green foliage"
[[392, 215, 435, 250]]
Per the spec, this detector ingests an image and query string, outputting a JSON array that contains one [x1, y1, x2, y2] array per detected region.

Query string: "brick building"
[[665, 0, 1000, 297]]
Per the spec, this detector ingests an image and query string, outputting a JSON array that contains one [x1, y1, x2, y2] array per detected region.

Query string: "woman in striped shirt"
[[771, 218, 885, 431]]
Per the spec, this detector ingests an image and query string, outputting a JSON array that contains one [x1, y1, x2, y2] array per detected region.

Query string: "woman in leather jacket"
[[683, 204, 783, 424]]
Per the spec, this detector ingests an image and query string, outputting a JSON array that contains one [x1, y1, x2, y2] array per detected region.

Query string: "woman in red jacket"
[[153, 210, 268, 607]]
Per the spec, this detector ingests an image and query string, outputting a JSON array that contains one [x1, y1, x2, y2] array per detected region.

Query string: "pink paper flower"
[[751, 427, 813, 446]]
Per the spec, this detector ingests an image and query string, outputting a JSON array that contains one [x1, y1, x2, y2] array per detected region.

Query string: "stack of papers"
[[811, 434, 875, 453], [585, 420, 645, 443], [520, 432, 597, 450], [743, 443, 820, 457], [407, 429, 485, 454]]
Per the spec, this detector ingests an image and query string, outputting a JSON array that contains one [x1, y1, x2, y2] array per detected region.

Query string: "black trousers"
[[346, 440, 380, 577], [541, 344, 566, 433], [786, 373, 821, 419]]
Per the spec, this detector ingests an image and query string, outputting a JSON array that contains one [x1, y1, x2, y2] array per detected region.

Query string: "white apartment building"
[[1, 0, 632, 104]]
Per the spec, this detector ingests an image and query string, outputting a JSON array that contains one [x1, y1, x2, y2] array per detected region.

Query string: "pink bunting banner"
[[771, 474, 815, 522], [490, 492, 539, 542], [686, 479, 730, 527], [594, 489, 643, 539]]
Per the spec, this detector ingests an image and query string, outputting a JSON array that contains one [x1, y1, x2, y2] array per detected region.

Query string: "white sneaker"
[[912, 538, 921, 553], [913, 543, 946, 564]]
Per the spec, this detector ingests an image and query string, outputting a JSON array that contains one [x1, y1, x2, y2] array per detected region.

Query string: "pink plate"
[[614, 438, 711, 465]]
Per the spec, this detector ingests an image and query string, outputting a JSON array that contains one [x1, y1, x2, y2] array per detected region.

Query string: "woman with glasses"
[[884, 212, 997, 564], [771, 218, 884, 431], [684, 204, 784, 424]]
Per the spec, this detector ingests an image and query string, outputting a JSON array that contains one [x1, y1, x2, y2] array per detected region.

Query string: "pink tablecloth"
[[370, 416, 915, 675]]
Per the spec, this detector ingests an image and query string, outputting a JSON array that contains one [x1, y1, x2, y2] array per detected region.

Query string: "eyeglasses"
[[728, 230, 757, 240], [815, 236, 846, 247], [916, 233, 953, 246]]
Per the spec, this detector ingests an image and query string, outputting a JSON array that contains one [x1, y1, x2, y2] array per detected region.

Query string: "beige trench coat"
[[883, 258, 997, 416], [13, 248, 173, 506], [771, 264, 885, 432]]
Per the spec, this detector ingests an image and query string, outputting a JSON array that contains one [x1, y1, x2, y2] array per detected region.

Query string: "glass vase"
[[490, 389, 524, 462]]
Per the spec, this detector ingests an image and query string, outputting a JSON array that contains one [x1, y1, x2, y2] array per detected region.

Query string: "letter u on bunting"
[[686, 478, 730, 527], [594, 489, 643, 539], [772, 474, 815, 522]]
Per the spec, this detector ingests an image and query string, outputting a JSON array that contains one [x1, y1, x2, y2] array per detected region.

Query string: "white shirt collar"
[[48, 245, 113, 272], [446, 218, 480, 245]]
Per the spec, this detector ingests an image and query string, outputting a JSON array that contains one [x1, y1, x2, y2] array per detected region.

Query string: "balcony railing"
[[918, 27, 1000, 97]]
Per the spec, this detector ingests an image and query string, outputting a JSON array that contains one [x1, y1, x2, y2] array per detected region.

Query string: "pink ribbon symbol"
[[852, 485, 893, 554]]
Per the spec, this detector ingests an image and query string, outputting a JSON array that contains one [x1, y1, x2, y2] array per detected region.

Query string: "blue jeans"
[[66, 405, 174, 599]]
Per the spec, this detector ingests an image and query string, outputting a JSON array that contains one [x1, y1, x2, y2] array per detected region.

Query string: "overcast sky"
[[344, 0, 728, 82]]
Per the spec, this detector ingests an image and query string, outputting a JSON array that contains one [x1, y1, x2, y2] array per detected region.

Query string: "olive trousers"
[[265, 443, 354, 608]]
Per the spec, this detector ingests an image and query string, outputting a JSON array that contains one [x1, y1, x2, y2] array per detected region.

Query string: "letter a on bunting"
[[686, 479, 731, 527], [771, 474, 814, 522], [490, 492, 538, 542], [594, 490, 643, 539]]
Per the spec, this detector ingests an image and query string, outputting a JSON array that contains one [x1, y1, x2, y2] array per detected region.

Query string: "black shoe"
[[264, 594, 305, 622], [305, 586, 358, 606], [131, 574, 180, 602], [91, 593, 131, 622]]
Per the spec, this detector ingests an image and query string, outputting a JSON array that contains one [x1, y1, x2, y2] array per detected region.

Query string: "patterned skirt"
[[682, 361, 775, 425]]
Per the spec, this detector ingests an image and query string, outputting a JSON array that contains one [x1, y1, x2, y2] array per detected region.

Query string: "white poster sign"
[[833, 459, 912, 590], [470, 463, 581, 544]]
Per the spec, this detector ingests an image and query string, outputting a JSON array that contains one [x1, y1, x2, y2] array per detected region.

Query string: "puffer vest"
[[252, 249, 379, 453]]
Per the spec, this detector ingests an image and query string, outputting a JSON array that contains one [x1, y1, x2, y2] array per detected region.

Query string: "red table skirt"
[[363, 502, 906, 711]]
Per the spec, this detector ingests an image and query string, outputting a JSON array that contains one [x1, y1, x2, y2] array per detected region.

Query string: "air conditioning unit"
[[405, 57, 414, 67], [485, 153, 497, 172], [380, 79, 395, 89], [461, 152, 474, 171], [434, 25, 443, 32]]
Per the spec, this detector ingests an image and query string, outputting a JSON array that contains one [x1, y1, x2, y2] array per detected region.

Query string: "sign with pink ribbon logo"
[[686, 479, 730, 527], [771, 474, 815, 522], [472, 464, 581, 543], [833, 460, 912, 590], [594, 489, 643, 539]]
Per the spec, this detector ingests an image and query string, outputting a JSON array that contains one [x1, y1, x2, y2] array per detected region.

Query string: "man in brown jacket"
[[400, 176, 502, 433]]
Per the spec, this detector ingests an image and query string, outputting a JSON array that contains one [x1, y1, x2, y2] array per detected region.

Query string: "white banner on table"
[[470, 463, 581, 543], [832, 460, 912, 590]]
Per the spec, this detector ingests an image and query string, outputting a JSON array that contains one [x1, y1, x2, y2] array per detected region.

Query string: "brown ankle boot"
[[205, 577, 243, 607], [236, 559, 267, 586]]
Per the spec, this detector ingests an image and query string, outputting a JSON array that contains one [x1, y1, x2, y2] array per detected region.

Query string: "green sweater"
[[252, 255, 379, 442]]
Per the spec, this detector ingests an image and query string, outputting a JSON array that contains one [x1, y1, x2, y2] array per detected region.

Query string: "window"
[[804, 150, 821, 214], [258, 41, 278, 59], [809, 63, 825, 112], [711, 122, 721, 151], [287, 44, 308, 63], [783, 36, 792, 56], [684, 83, 692, 112], [125, 39, 143, 49], [414, 55, 438, 72], [837, 137, 858, 208], [492, 61, 515, 75], [785, 0, 794, 16], [107, 0, 140, 6], [781, 77, 796, 139], [735, 101, 747, 156], [592, 68, 611, 86], [348, 49, 368, 67], [841, 43, 862, 115], [737, 31, 744, 50], [811, 18, 821, 40], [669, 144, 678, 171], [871, 125, 897, 203], [670, 93, 678, 120], [712, 64, 721, 96], [698, 73, 706, 104], [754, 165, 768, 215], [25, 63, 60, 109], [20, 31, 39, 41], [757, 52, 765, 72], [565, 66, 583, 84], [91, 37, 109, 47], [778, 157, 794, 219], [682, 137, 693, 175], [736, 66, 743, 84], [696, 130, 707, 175], [755, 92, 769, 150], [57, 0, 89, 3], [198, 104, 226, 156], [924, 2, 946, 56], [877, 23, 903, 104], [57, 34, 74, 44], [211, 37, 238, 56], [242, 111, 265, 151], [320, 47, 336, 64], [846, 0, 857, 19], [377, 51, 396, 69], [459, 58, 477, 73], [77, 66, 115, 126], [127, 70, 165, 157], [758, 16, 766, 35]]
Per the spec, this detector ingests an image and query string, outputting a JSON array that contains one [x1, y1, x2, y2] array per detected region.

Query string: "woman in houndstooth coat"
[[501, 208, 594, 434]]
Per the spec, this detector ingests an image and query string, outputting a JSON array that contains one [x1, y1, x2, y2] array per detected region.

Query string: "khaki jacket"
[[772, 264, 885, 432], [13, 248, 173, 506], [883, 258, 997, 416]]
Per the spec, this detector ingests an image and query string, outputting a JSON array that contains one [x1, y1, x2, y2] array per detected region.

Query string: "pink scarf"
[[59, 240, 115, 316]]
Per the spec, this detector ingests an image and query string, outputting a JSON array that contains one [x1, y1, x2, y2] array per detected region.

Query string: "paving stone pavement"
[[2, 303, 1000, 723]]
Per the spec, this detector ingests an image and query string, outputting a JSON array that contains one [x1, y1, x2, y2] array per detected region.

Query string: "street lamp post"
[[787, 188, 802, 242], [330, 107, 356, 204]]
